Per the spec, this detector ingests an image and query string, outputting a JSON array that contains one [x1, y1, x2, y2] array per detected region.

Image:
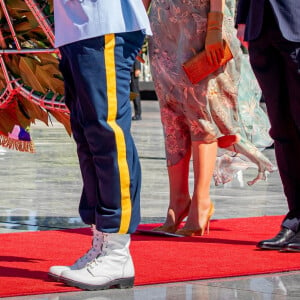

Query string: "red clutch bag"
[[182, 40, 233, 84]]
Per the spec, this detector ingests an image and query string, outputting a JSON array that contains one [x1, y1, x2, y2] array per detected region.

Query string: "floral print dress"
[[148, 0, 275, 184]]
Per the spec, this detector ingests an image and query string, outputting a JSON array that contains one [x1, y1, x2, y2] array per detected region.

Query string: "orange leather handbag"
[[182, 40, 233, 84]]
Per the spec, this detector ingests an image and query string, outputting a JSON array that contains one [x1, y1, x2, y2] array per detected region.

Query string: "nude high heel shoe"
[[152, 201, 191, 234], [175, 203, 215, 237]]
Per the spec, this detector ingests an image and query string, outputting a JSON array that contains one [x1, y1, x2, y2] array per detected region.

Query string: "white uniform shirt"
[[54, 0, 152, 47]]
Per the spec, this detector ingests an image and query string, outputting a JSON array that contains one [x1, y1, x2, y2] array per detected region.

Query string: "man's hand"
[[205, 11, 224, 66], [237, 24, 248, 48], [134, 70, 141, 77]]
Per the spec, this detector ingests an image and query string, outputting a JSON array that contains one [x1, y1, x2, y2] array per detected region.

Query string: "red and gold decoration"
[[0, 0, 70, 153]]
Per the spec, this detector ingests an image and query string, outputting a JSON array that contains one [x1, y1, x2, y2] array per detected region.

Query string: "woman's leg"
[[152, 101, 193, 232], [165, 149, 192, 226], [182, 141, 217, 231]]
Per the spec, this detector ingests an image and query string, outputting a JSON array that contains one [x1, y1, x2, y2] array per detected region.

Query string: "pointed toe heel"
[[175, 203, 215, 237]]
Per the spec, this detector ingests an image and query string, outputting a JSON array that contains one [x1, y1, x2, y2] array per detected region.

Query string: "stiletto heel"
[[152, 201, 191, 234], [206, 220, 210, 235], [204, 206, 214, 235], [175, 203, 215, 237]]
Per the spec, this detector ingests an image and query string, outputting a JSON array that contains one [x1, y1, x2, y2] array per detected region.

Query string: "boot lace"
[[86, 233, 109, 269], [74, 228, 106, 267]]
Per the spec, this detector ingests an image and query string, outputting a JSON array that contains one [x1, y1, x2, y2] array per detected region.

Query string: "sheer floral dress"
[[148, 0, 275, 184]]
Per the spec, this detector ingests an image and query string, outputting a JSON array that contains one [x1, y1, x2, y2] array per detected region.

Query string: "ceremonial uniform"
[[49, 1, 152, 290]]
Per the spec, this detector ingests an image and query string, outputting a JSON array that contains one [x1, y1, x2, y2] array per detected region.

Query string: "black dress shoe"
[[257, 227, 296, 250], [281, 231, 300, 252], [132, 115, 142, 121]]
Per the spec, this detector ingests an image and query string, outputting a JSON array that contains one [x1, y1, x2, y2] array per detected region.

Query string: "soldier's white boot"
[[60, 233, 134, 290], [48, 225, 104, 280]]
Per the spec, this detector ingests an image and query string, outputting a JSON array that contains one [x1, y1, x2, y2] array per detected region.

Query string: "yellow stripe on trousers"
[[104, 34, 131, 234]]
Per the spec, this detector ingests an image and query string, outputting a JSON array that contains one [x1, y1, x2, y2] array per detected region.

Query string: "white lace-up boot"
[[48, 225, 104, 280], [60, 233, 134, 290]]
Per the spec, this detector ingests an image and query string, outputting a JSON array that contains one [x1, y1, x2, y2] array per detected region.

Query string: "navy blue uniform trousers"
[[248, 4, 300, 232], [59, 31, 145, 234]]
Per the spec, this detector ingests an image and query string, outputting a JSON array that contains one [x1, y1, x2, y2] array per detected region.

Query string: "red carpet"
[[1, 215, 300, 297]]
